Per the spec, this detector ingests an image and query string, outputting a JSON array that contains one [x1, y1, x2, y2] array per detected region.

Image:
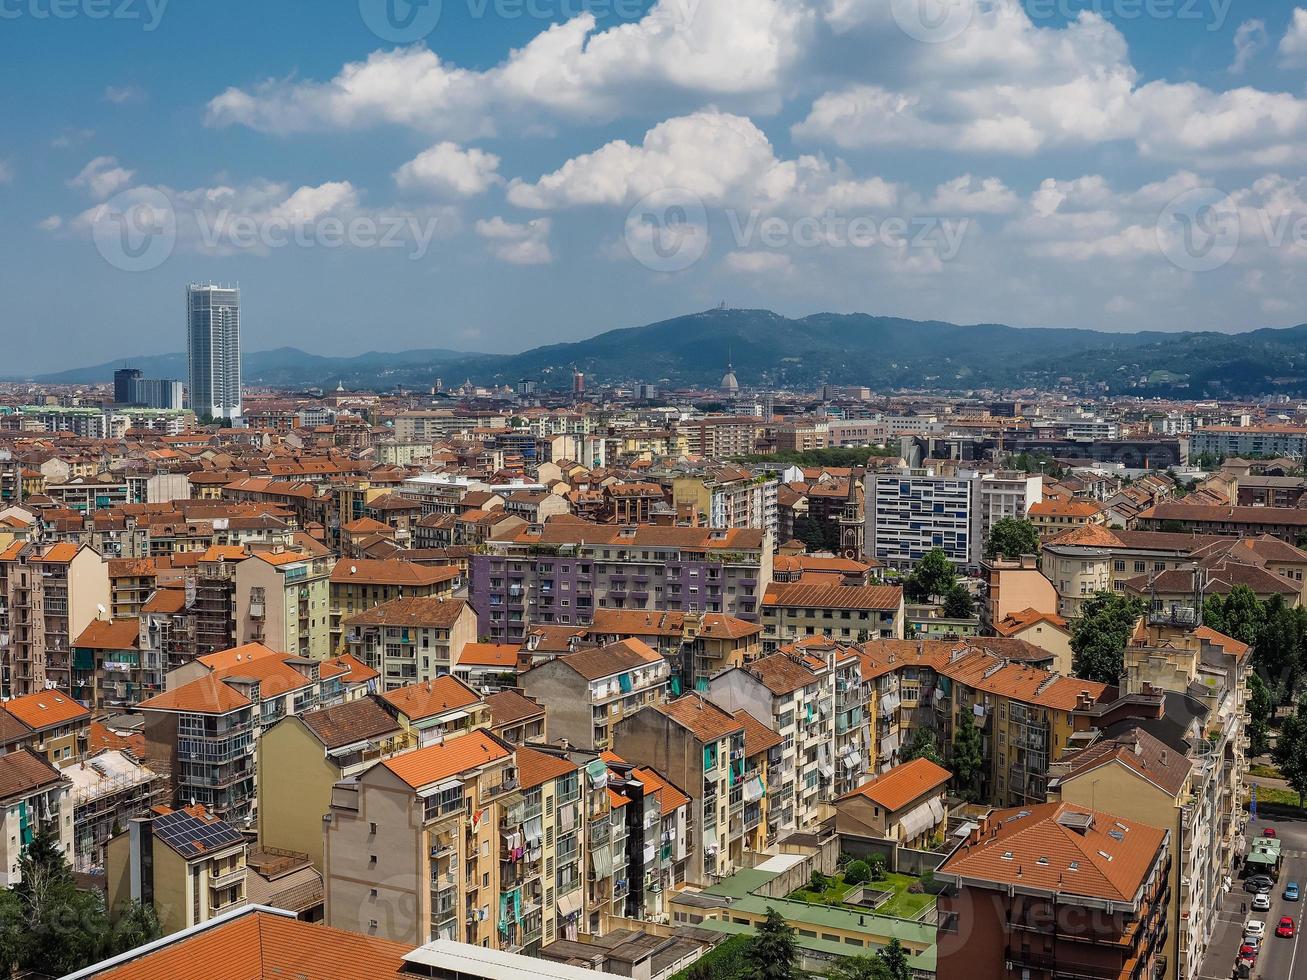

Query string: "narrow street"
[[1197, 814, 1307, 980]]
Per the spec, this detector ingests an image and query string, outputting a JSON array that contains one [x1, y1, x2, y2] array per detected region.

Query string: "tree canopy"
[[1070, 591, 1146, 684], [950, 711, 984, 802], [904, 549, 959, 603], [984, 517, 1040, 560]]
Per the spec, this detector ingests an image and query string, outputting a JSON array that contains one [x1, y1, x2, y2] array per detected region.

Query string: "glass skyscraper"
[[187, 283, 242, 421]]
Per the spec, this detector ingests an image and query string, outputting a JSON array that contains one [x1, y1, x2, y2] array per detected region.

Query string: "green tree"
[[867, 853, 887, 880], [903, 727, 944, 766], [1070, 591, 1146, 684], [942, 585, 976, 619], [109, 900, 162, 955], [951, 711, 984, 802], [1272, 698, 1307, 807], [844, 860, 871, 885], [905, 549, 958, 602], [829, 955, 893, 980], [985, 517, 1040, 560], [747, 908, 802, 980], [1248, 673, 1272, 757], [876, 938, 912, 980]]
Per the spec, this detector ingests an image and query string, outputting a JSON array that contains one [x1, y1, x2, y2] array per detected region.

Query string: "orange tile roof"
[[3, 689, 89, 730], [251, 549, 313, 567], [457, 642, 520, 668], [343, 594, 472, 631], [993, 607, 1069, 637], [31, 541, 79, 563], [138, 674, 252, 715], [201, 545, 250, 563], [554, 638, 663, 681], [515, 745, 578, 789], [86, 909, 413, 980], [656, 695, 743, 743], [74, 618, 141, 651], [763, 581, 903, 611], [631, 765, 691, 817], [839, 757, 951, 812], [330, 558, 460, 587], [1029, 499, 1104, 518], [320, 654, 379, 685], [732, 708, 783, 757], [938, 802, 1167, 904], [141, 588, 187, 614], [197, 642, 284, 672], [382, 729, 510, 790], [380, 676, 482, 721]]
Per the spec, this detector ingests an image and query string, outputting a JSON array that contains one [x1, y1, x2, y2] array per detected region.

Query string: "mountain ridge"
[[17, 309, 1307, 397]]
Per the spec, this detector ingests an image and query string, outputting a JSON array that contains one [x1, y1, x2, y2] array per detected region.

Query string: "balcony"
[[209, 864, 246, 888]]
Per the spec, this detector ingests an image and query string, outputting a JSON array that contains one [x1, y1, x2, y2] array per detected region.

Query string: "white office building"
[[187, 283, 241, 422]]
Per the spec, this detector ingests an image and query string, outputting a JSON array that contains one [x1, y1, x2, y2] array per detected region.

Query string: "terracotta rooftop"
[[344, 595, 470, 629], [993, 607, 1069, 637], [299, 697, 402, 751], [379, 676, 482, 721], [484, 690, 546, 728], [515, 745, 578, 789], [656, 695, 743, 743], [839, 757, 951, 812], [554, 638, 663, 681], [732, 708, 783, 757], [4, 689, 90, 730], [74, 618, 141, 651], [330, 558, 460, 587], [631, 764, 691, 817], [80, 908, 412, 980], [457, 642, 520, 669], [763, 581, 903, 611], [939, 802, 1167, 904], [0, 749, 67, 803], [381, 729, 510, 790], [139, 674, 252, 715], [1052, 727, 1191, 798]]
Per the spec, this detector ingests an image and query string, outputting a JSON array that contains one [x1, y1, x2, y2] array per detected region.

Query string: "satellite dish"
[[96, 604, 106, 617]]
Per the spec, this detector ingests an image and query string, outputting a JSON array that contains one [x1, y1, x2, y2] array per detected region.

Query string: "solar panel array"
[[153, 810, 245, 858]]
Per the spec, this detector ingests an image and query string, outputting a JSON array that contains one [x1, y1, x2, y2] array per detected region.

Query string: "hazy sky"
[[4, 0, 1307, 374]]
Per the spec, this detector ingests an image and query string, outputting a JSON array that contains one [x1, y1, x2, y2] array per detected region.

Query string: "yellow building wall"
[[258, 718, 341, 871]]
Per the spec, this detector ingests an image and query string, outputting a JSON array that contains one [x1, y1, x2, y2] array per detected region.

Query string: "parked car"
[[1263, 827, 1277, 838], [1277, 916, 1295, 938], [1286, 881, 1300, 901], [1245, 919, 1266, 940], [1238, 942, 1258, 961], [1253, 892, 1272, 911], [1245, 875, 1274, 893]]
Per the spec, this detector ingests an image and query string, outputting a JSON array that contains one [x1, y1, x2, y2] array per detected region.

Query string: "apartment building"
[[4, 688, 92, 767], [587, 609, 763, 690], [0, 749, 73, 886], [324, 729, 520, 947], [612, 695, 746, 882], [329, 558, 462, 651], [257, 695, 412, 870], [728, 709, 780, 855], [1028, 498, 1106, 542], [935, 803, 1171, 980], [671, 468, 779, 539], [0, 540, 110, 696], [234, 549, 332, 659], [519, 639, 669, 752], [708, 646, 870, 834], [139, 646, 377, 824], [469, 519, 770, 643], [848, 638, 1109, 805], [485, 690, 548, 746], [866, 469, 975, 569], [676, 417, 760, 458], [1047, 727, 1194, 980], [72, 616, 163, 711], [1189, 423, 1307, 459], [343, 595, 478, 691], [761, 581, 904, 648], [1136, 500, 1307, 542], [107, 805, 249, 935], [833, 756, 951, 848], [66, 748, 167, 873], [602, 752, 692, 923], [378, 676, 488, 747]]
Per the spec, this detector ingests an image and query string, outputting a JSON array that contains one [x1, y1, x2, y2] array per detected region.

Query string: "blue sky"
[[4, 0, 1307, 374]]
